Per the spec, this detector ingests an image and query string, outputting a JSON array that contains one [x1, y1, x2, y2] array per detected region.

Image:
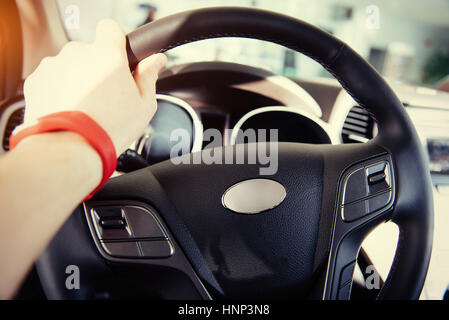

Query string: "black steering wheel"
[[36, 7, 433, 300]]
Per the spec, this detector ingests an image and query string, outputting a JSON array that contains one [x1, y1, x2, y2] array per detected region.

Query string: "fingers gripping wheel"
[[37, 7, 433, 300]]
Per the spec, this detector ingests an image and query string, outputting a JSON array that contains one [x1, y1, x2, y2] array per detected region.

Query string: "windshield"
[[56, 0, 449, 87]]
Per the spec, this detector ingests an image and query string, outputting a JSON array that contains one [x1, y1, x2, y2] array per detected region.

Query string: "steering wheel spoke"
[[318, 142, 396, 299]]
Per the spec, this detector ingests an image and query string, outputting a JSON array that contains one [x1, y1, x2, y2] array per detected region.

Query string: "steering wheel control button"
[[368, 172, 386, 185], [342, 191, 393, 222], [367, 191, 392, 213], [342, 168, 368, 204], [341, 200, 367, 222], [101, 241, 140, 258], [138, 240, 174, 258], [365, 162, 386, 176], [366, 161, 391, 195], [99, 217, 126, 229], [91, 207, 133, 240], [124, 206, 167, 239], [94, 207, 123, 218], [340, 159, 394, 222]]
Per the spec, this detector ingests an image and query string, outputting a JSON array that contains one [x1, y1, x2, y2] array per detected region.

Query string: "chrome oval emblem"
[[222, 179, 286, 214]]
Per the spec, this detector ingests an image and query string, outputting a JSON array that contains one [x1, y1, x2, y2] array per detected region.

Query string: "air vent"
[[342, 106, 376, 143], [3, 107, 24, 151]]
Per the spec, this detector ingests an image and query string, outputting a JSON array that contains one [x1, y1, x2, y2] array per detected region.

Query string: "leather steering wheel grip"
[[125, 7, 433, 299]]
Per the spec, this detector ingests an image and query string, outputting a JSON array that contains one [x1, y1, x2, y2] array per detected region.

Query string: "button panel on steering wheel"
[[324, 154, 396, 300], [340, 160, 393, 222], [88, 204, 173, 258]]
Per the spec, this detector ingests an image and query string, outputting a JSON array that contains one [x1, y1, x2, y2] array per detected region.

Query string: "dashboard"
[[116, 62, 449, 179], [120, 61, 340, 168], [1, 61, 449, 299], [136, 94, 202, 165]]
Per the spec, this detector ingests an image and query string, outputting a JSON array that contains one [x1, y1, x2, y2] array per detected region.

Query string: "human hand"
[[23, 19, 167, 155]]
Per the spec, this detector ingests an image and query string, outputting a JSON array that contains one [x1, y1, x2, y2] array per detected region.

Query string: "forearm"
[[0, 19, 165, 299], [0, 132, 102, 298]]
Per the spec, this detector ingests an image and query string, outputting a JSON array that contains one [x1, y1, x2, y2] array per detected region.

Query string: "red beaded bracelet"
[[9, 111, 117, 201]]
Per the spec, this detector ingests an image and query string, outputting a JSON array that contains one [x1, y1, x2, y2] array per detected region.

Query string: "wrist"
[[13, 132, 103, 191], [10, 111, 118, 200]]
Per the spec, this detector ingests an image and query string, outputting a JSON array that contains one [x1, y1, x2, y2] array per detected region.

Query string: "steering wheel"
[[36, 7, 433, 300]]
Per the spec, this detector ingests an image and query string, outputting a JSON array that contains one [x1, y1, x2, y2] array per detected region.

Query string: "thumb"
[[134, 53, 167, 103]]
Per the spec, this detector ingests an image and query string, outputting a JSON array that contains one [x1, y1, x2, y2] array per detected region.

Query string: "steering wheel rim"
[[37, 7, 433, 300]]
